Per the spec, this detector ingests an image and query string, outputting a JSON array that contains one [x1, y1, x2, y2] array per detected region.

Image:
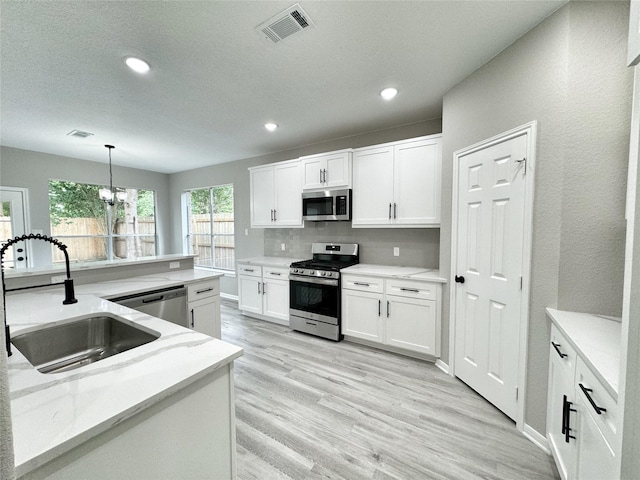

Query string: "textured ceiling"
[[0, 1, 566, 174]]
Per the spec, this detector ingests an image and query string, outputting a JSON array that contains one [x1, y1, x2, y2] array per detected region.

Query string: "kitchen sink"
[[11, 314, 160, 374]]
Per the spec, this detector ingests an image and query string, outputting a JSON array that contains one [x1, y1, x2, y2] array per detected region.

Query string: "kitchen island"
[[6, 271, 243, 479]]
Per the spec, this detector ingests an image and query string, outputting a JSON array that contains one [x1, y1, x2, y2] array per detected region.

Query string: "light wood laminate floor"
[[221, 301, 560, 480]]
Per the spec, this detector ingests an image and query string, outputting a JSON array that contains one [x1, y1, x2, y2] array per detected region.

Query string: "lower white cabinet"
[[546, 324, 618, 480], [238, 263, 290, 324], [342, 274, 441, 357], [187, 278, 221, 338]]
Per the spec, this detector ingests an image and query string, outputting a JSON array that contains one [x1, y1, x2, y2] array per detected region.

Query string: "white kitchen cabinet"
[[342, 288, 383, 342], [237, 263, 290, 324], [545, 320, 619, 480], [187, 278, 221, 338], [546, 325, 578, 480], [300, 149, 352, 190], [341, 274, 441, 357], [238, 264, 263, 315], [249, 159, 302, 228], [352, 135, 442, 227]]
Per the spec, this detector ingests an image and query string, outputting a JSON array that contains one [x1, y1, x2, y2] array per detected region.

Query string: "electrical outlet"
[[169, 261, 180, 269], [51, 275, 66, 284], [393, 247, 400, 256], [245, 229, 249, 236], [281, 243, 286, 251]]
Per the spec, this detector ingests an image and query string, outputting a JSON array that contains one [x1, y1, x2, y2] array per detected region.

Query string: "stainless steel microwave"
[[302, 189, 351, 221]]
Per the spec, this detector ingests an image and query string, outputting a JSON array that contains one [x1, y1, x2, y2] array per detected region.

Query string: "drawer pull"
[[551, 341, 567, 359], [579, 383, 607, 414], [269, 272, 282, 276], [400, 287, 419, 293], [244, 268, 255, 272], [354, 282, 370, 287], [196, 287, 214, 294]]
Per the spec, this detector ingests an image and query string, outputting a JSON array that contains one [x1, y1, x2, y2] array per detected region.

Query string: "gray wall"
[[168, 119, 442, 296], [441, 1, 631, 434], [0, 147, 171, 266]]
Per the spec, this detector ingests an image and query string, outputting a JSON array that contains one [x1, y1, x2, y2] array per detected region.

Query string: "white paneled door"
[[453, 130, 529, 421]]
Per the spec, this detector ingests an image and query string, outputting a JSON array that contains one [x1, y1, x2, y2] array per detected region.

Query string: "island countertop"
[[6, 272, 243, 478]]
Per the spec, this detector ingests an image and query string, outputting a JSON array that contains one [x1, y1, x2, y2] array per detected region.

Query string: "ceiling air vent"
[[66, 129, 94, 138], [255, 3, 314, 44]]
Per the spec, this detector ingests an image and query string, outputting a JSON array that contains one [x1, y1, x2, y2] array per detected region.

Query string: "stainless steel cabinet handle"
[[244, 268, 255, 272], [394, 203, 397, 219], [378, 299, 381, 317], [320, 168, 323, 183], [400, 287, 419, 293], [386, 301, 390, 318], [389, 203, 392, 219], [354, 282, 370, 286], [262, 282, 266, 295], [270, 272, 281, 276], [273, 209, 277, 222], [196, 287, 214, 294], [323, 169, 327, 183], [190, 309, 195, 328], [270, 209, 274, 221], [258, 282, 261, 294]]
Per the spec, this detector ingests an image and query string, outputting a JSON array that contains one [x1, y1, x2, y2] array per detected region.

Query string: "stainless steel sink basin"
[[11, 314, 160, 374]]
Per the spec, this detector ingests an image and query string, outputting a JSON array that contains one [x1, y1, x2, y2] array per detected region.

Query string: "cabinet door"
[[547, 344, 577, 480], [238, 275, 262, 314], [302, 157, 324, 190], [341, 289, 383, 342], [385, 296, 436, 355], [274, 162, 302, 226], [189, 295, 221, 339], [324, 152, 350, 188], [250, 166, 274, 226], [575, 397, 616, 480], [393, 137, 441, 226], [262, 278, 290, 322], [352, 146, 394, 226]]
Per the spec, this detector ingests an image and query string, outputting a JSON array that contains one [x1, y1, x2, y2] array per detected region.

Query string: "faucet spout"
[[1, 234, 78, 355]]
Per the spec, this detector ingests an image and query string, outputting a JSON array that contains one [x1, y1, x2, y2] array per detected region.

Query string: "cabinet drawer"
[[263, 266, 289, 280], [237, 264, 262, 277], [550, 324, 577, 379], [385, 278, 437, 300], [188, 279, 219, 301], [342, 275, 384, 293], [576, 356, 618, 451]]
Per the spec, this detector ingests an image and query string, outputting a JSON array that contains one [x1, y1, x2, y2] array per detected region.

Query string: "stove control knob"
[[321, 271, 326, 276], [309, 270, 315, 275]]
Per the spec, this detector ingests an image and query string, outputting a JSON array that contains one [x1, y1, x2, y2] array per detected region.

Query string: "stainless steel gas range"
[[289, 243, 359, 341]]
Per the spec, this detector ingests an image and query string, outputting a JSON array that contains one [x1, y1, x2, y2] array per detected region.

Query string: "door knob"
[[455, 275, 465, 284]]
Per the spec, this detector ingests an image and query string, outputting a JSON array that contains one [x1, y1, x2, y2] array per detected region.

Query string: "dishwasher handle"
[[142, 295, 165, 304]]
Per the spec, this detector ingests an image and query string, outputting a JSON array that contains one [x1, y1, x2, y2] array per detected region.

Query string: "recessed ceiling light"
[[265, 123, 278, 132], [380, 87, 398, 100], [125, 57, 150, 74]]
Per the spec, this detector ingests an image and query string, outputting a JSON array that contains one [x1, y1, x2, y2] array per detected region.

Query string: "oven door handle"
[[290, 275, 339, 287]]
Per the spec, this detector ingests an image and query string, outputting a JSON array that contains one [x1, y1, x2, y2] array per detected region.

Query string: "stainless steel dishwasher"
[[111, 285, 188, 328]]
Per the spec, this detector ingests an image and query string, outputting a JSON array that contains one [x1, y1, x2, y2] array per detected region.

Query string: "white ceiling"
[[0, 1, 566, 174]]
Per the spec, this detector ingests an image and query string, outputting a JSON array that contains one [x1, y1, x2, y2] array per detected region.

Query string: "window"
[[184, 185, 235, 270], [49, 180, 157, 263]]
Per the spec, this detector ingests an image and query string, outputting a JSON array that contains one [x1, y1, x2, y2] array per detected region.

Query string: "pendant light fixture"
[[99, 145, 127, 205]]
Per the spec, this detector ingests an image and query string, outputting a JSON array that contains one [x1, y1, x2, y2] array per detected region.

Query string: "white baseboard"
[[522, 424, 550, 455], [220, 293, 238, 302], [435, 359, 449, 375]]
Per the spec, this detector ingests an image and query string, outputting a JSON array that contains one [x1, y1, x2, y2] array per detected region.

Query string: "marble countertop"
[[6, 271, 242, 477], [341, 264, 447, 283], [4, 253, 196, 278], [236, 256, 304, 268], [546, 308, 621, 399]]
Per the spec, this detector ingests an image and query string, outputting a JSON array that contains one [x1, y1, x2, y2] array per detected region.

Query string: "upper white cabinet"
[[300, 149, 352, 191], [352, 135, 442, 228], [249, 159, 303, 228]]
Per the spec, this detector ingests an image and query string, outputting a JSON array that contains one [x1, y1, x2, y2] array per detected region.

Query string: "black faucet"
[[1, 234, 78, 356]]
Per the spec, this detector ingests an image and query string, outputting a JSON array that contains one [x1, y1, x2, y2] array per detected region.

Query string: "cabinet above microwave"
[[300, 149, 352, 191]]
